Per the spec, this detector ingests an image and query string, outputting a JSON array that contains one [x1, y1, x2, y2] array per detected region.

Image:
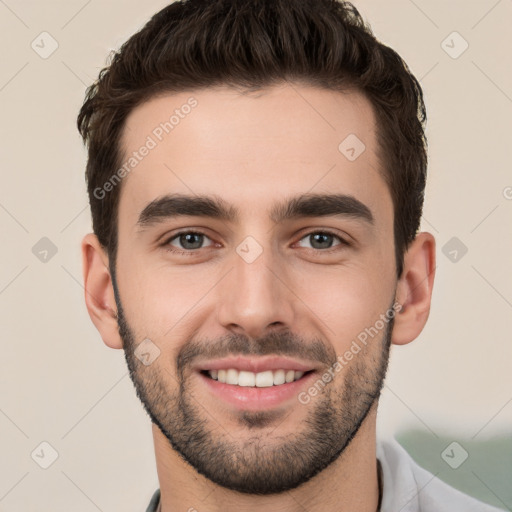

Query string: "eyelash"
[[161, 229, 350, 256]]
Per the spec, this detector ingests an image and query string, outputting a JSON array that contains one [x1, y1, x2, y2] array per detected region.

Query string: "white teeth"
[[206, 368, 308, 387], [226, 369, 238, 385], [273, 369, 285, 385], [255, 370, 274, 387], [238, 370, 255, 387]]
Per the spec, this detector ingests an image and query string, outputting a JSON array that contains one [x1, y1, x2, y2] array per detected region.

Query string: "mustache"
[[176, 330, 336, 374]]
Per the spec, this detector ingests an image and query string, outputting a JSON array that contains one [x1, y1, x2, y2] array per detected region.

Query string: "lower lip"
[[197, 371, 317, 410]]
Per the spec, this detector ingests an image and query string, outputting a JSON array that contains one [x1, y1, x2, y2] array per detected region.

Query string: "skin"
[[81, 83, 436, 512]]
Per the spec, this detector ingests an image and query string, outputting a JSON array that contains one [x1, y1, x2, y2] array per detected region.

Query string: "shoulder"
[[376, 437, 505, 512]]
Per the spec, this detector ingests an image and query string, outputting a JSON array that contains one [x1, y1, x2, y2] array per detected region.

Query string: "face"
[[112, 83, 397, 494]]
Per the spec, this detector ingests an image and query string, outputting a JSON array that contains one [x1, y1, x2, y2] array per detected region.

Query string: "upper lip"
[[195, 356, 318, 373]]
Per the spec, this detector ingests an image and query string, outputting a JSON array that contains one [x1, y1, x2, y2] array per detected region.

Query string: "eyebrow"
[[136, 192, 374, 230]]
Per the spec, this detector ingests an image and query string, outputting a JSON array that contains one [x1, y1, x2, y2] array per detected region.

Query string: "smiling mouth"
[[200, 368, 315, 387]]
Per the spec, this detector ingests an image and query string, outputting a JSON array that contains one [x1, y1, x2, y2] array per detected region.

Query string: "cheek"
[[292, 263, 394, 351], [119, 259, 216, 339]]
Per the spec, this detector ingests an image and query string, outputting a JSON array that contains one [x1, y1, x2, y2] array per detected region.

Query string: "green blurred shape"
[[395, 429, 512, 510]]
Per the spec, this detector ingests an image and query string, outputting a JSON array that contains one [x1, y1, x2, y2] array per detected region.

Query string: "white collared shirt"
[[377, 438, 505, 511]]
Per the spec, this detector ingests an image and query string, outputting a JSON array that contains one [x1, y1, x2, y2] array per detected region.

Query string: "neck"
[[153, 404, 380, 512]]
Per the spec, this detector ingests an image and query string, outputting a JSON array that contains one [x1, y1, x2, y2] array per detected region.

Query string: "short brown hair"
[[77, 0, 427, 277]]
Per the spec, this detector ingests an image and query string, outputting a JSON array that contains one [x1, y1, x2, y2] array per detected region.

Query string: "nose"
[[216, 244, 295, 340]]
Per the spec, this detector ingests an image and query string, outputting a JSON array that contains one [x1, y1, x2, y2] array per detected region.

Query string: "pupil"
[[181, 233, 202, 249], [311, 233, 332, 249]]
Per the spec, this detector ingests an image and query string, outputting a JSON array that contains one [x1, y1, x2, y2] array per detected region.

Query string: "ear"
[[81, 233, 123, 349], [392, 232, 436, 346]]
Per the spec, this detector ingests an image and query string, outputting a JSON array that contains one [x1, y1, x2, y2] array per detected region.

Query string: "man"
[[77, 1, 503, 511]]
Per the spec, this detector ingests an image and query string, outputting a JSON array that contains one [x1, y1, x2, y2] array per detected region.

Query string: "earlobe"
[[81, 233, 123, 349], [391, 232, 436, 346]]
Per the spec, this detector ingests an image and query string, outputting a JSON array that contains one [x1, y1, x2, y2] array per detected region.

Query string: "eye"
[[296, 230, 349, 251], [161, 229, 350, 256], [164, 231, 215, 254]]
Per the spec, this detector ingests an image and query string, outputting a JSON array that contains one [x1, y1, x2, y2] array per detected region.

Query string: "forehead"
[[117, 83, 390, 227]]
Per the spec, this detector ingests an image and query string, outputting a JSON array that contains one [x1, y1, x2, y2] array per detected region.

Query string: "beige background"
[[0, 0, 511, 510]]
